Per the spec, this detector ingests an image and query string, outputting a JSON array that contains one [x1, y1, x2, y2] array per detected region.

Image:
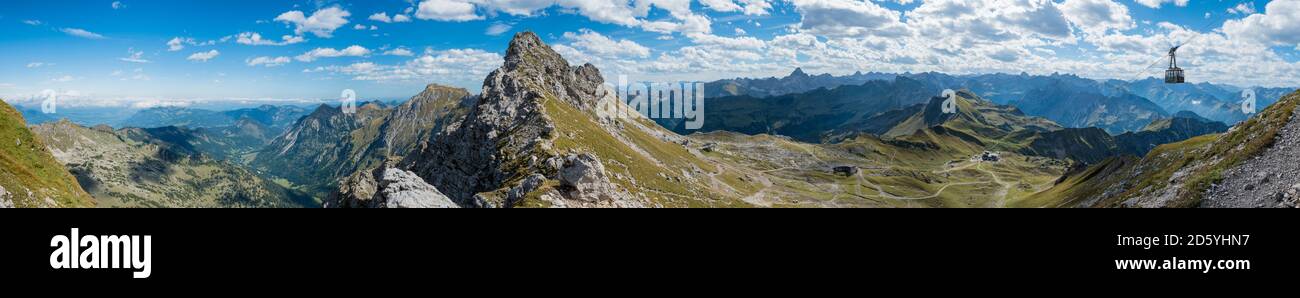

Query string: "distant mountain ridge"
[[703, 69, 1295, 127], [118, 104, 310, 132]]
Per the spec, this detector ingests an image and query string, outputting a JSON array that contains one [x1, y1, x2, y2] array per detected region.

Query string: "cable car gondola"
[[1164, 46, 1184, 84]]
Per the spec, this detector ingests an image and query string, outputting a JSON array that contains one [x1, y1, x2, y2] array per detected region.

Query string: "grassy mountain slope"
[[0, 100, 95, 207]]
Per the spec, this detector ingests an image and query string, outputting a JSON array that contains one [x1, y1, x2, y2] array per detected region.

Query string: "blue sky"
[[2, 0, 1298, 109]]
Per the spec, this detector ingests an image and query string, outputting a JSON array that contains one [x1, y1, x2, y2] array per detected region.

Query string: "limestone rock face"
[[328, 167, 457, 208], [404, 31, 605, 204]]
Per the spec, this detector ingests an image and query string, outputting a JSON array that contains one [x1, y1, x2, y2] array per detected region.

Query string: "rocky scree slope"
[[1034, 88, 1300, 208]]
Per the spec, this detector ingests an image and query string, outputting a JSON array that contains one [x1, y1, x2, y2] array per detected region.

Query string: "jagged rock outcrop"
[[403, 31, 619, 205], [328, 166, 457, 208]]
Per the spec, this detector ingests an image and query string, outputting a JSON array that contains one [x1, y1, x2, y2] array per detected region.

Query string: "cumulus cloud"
[[1223, 0, 1300, 49], [167, 37, 188, 51], [791, 0, 909, 38], [111, 1, 123, 9], [275, 6, 351, 38], [700, 0, 772, 15], [369, 12, 393, 23], [369, 12, 413, 23], [246, 56, 292, 67], [1228, 2, 1257, 15], [235, 32, 306, 46], [416, 0, 484, 21], [384, 48, 415, 56], [1060, 0, 1135, 34], [295, 45, 372, 62], [187, 50, 220, 62], [1133, 0, 1190, 9], [562, 28, 652, 58]]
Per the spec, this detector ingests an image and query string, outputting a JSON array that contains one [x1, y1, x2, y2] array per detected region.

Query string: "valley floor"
[[687, 132, 1067, 208]]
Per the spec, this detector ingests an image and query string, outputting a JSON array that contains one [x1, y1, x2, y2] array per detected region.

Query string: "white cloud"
[[167, 37, 187, 51], [416, 0, 484, 21], [23, 20, 42, 26], [700, 0, 772, 15], [246, 56, 292, 67], [790, 0, 909, 37], [1060, 0, 1135, 34], [235, 32, 306, 46], [1223, 0, 1300, 49], [307, 48, 502, 85], [167, 37, 218, 51], [384, 48, 415, 56], [1228, 2, 1257, 15], [26, 62, 48, 68], [486, 22, 513, 35], [554, 0, 642, 26], [700, 0, 742, 12], [119, 48, 150, 63], [369, 12, 394, 23], [187, 50, 220, 62], [473, 0, 558, 16], [275, 6, 351, 38], [371, 12, 413, 23], [112, 1, 123, 9], [52, 75, 77, 83], [295, 45, 372, 62], [1133, 0, 1190, 9], [563, 28, 651, 58], [61, 28, 105, 39]]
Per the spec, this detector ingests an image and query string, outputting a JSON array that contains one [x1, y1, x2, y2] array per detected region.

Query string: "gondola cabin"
[[1165, 46, 1184, 84]]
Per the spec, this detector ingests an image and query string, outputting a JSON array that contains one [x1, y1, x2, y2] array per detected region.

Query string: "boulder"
[[329, 167, 458, 208], [559, 153, 624, 202]]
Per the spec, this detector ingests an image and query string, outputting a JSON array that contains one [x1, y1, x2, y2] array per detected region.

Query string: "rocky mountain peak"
[[503, 31, 569, 74], [789, 67, 808, 78]]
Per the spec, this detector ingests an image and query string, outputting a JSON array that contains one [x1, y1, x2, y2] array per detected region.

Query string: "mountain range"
[[2, 31, 1296, 208], [704, 70, 1292, 130]]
